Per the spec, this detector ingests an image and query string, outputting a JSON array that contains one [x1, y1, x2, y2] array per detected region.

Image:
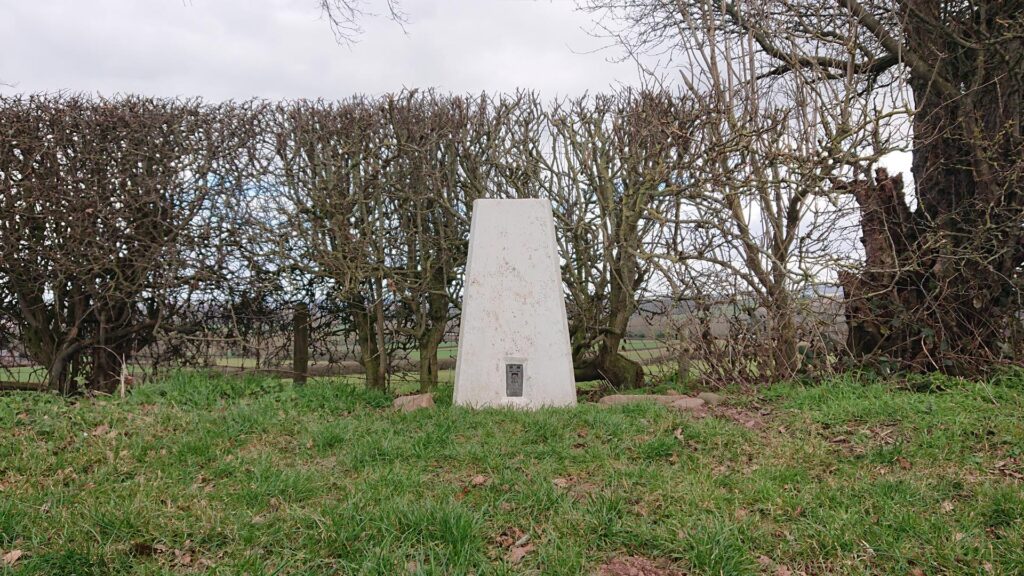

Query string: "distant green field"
[[0, 366, 45, 384], [409, 339, 667, 362], [2, 339, 672, 386]]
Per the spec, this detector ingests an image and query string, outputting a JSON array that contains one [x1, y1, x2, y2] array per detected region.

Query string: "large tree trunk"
[[770, 293, 799, 379], [573, 250, 646, 389], [841, 2, 1024, 375], [89, 346, 122, 394], [417, 328, 443, 393], [292, 303, 310, 385], [573, 344, 645, 389], [842, 3, 1024, 373], [45, 352, 76, 396], [371, 277, 388, 389], [417, 288, 449, 393], [351, 295, 386, 391]]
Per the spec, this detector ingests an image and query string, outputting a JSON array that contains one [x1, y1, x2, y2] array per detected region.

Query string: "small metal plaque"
[[506, 363, 524, 397]]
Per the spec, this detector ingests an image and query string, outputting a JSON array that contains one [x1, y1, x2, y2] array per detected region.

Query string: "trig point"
[[454, 199, 576, 409]]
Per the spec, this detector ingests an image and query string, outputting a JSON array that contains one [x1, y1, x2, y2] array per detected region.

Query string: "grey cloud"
[[0, 0, 641, 99]]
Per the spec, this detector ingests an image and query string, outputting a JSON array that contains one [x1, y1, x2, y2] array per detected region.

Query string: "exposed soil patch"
[[710, 405, 767, 430], [596, 393, 769, 430], [491, 527, 535, 564], [577, 387, 607, 403], [991, 457, 1023, 481], [594, 555, 686, 576], [821, 422, 902, 455], [552, 475, 600, 501]]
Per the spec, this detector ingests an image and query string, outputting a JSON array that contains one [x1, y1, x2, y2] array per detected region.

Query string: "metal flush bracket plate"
[[505, 362, 524, 397]]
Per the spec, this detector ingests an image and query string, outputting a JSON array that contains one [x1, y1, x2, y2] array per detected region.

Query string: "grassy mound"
[[1, 371, 1022, 574]]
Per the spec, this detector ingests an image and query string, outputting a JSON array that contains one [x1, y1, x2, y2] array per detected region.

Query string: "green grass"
[[2, 371, 1023, 574]]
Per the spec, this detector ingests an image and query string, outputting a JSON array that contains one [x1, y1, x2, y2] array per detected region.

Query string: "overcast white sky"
[[0, 0, 644, 100], [0, 0, 911, 179]]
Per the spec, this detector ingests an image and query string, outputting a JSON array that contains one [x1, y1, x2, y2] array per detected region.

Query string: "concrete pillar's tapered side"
[[454, 199, 576, 409]]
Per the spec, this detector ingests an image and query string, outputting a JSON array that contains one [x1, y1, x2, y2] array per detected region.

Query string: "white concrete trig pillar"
[[453, 199, 576, 409]]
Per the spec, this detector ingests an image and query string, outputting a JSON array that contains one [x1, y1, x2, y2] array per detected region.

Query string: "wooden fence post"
[[293, 303, 310, 385]]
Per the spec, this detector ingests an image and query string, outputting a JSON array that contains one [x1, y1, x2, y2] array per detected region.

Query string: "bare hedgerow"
[[6, 66, 1016, 393], [0, 94, 252, 393], [243, 92, 507, 391], [504, 91, 701, 389]]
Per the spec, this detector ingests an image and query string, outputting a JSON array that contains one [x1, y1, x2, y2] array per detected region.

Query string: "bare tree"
[[639, 13, 877, 385], [582, 0, 1024, 374], [318, 0, 406, 43], [508, 91, 698, 389]]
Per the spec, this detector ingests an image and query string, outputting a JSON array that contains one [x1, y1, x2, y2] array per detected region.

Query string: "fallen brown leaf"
[[494, 527, 525, 549], [992, 459, 1024, 480], [175, 550, 192, 566], [2, 550, 23, 566], [505, 542, 534, 564], [552, 477, 572, 488], [470, 474, 489, 487]]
